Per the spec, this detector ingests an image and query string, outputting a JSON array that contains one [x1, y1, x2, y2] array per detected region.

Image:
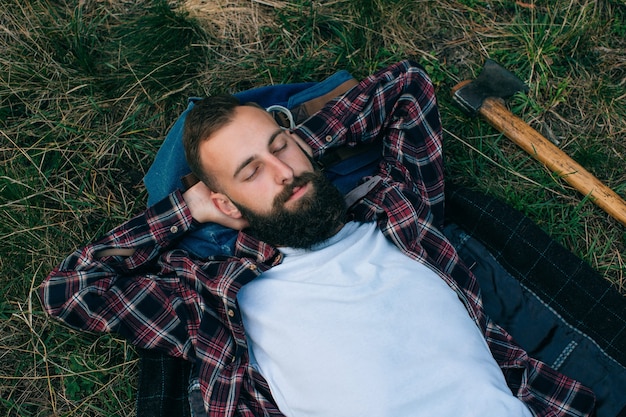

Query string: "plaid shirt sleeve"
[[39, 190, 199, 360], [296, 59, 595, 417]]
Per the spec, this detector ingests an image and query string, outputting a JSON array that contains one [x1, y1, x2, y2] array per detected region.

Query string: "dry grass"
[[1, 0, 624, 415]]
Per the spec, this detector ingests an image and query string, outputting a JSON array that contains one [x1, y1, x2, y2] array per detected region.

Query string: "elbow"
[[38, 267, 67, 317]]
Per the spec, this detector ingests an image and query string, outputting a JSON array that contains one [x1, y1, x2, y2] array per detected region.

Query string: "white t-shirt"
[[237, 221, 531, 417]]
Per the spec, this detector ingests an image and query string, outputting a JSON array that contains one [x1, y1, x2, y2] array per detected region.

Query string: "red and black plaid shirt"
[[41, 60, 595, 416]]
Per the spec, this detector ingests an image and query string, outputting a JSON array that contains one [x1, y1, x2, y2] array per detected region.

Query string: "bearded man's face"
[[194, 104, 346, 248], [233, 170, 347, 249]]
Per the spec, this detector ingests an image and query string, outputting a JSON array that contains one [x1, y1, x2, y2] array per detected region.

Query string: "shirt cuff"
[[145, 189, 194, 247]]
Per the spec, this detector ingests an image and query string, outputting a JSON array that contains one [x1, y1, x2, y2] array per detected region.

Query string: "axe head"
[[453, 59, 529, 114]]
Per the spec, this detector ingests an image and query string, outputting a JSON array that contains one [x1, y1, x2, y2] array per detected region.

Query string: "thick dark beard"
[[233, 171, 347, 249]]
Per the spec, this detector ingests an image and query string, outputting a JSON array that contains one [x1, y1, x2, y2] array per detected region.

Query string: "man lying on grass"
[[40, 60, 595, 417]]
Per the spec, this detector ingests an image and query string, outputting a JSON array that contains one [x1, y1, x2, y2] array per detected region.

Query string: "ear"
[[211, 192, 243, 219]]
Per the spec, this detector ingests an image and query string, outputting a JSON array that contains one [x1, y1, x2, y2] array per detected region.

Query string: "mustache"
[[273, 172, 319, 207]]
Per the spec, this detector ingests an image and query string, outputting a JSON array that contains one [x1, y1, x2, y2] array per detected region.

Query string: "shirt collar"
[[234, 231, 284, 268]]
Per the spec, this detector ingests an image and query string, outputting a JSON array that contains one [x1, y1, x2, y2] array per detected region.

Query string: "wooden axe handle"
[[480, 97, 626, 226]]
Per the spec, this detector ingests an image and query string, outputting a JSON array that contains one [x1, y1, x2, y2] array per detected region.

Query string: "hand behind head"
[[183, 181, 249, 230]]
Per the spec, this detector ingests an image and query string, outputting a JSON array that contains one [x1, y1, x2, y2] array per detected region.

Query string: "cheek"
[[289, 133, 313, 157], [286, 149, 314, 175], [233, 181, 282, 212]]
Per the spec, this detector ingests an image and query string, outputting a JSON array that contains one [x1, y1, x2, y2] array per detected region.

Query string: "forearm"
[[50, 190, 192, 276], [39, 190, 197, 358], [295, 60, 442, 158]]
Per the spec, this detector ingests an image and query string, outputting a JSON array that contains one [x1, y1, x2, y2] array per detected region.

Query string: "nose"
[[269, 155, 294, 184]]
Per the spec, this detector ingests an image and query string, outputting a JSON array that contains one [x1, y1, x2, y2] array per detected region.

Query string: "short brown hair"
[[183, 95, 241, 191]]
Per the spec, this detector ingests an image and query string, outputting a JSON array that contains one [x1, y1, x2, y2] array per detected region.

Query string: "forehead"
[[223, 104, 278, 133]]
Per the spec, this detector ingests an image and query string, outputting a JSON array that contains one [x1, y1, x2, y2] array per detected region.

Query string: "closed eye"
[[272, 143, 287, 154], [271, 135, 288, 154], [244, 166, 260, 181]]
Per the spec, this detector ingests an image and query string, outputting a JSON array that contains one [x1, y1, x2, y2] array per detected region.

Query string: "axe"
[[452, 59, 626, 227]]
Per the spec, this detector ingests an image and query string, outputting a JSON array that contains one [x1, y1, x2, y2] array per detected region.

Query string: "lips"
[[274, 172, 318, 207], [287, 183, 309, 202]]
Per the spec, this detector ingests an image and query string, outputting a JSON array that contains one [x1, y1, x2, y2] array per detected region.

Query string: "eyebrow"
[[232, 128, 285, 179]]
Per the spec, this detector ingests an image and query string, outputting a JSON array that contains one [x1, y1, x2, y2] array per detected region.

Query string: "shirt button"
[[247, 264, 257, 271], [325, 135, 333, 143], [228, 309, 235, 318], [170, 225, 179, 234]]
